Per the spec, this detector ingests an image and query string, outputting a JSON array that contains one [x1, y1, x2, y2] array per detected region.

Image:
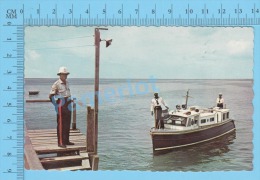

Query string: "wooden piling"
[[72, 98, 77, 130], [91, 155, 99, 171], [87, 106, 95, 153]]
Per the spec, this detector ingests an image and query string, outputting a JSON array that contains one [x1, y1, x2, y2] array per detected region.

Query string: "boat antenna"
[[183, 89, 192, 109]]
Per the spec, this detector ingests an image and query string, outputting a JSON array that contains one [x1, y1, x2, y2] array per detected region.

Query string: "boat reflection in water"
[[151, 131, 236, 171]]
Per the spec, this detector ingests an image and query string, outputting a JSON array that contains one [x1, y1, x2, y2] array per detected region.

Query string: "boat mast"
[[185, 89, 190, 109]]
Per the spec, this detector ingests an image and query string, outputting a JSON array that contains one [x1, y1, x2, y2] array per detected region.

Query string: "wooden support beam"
[[26, 99, 51, 103], [91, 155, 99, 171], [24, 133, 44, 170], [72, 98, 77, 130], [87, 106, 95, 153]]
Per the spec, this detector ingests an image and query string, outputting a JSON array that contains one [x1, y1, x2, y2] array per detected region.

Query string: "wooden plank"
[[40, 155, 88, 164], [27, 129, 80, 133], [24, 134, 44, 170], [34, 145, 86, 154], [31, 139, 86, 143], [29, 136, 86, 140], [30, 139, 85, 143], [28, 133, 85, 138], [28, 130, 81, 135], [32, 144, 86, 149], [52, 165, 91, 171], [32, 143, 86, 147], [26, 99, 51, 103]]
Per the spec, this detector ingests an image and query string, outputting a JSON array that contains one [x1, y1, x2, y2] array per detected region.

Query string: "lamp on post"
[[94, 28, 112, 155]]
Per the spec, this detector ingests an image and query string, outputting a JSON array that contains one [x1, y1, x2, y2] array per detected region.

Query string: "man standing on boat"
[[49, 66, 74, 148], [151, 92, 169, 129], [216, 93, 224, 109]]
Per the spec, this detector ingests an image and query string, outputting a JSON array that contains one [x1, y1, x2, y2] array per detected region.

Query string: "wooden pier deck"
[[25, 129, 92, 171], [24, 104, 98, 171]]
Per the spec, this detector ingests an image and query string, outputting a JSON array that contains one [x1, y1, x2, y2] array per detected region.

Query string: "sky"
[[25, 26, 254, 79]]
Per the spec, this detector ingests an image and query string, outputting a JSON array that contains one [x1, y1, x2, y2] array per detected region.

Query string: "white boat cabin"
[[164, 106, 230, 131]]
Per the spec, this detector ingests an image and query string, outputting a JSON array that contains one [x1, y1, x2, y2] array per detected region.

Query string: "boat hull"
[[150, 119, 235, 152]]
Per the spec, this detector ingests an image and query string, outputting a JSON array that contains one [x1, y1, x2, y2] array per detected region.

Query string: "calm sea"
[[25, 78, 253, 171]]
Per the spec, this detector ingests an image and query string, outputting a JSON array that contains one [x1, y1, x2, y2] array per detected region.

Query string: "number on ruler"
[[252, 8, 259, 13], [186, 9, 193, 14], [6, 70, 12, 74], [52, 9, 56, 14], [218, 9, 226, 14], [235, 9, 242, 14], [6, 53, 12, 58], [118, 9, 122, 14], [69, 9, 73, 14], [152, 9, 156, 14], [37, 9, 40, 14], [7, 119, 12, 123], [202, 9, 209, 14], [85, 9, 89, 14], [168, 9, 172, 14], [103, 9, 106, 14], [135, 9, 138, 14], [7, 152, 12, 156], [7, 169, 12, 173]]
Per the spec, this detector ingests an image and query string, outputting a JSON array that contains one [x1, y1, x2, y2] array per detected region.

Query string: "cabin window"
[[223, 113, 226, 120], [201, 119, 206, 124], [210, 117, 214, 122], [227, 112, 229, 118], [191, 119, 194, 125], [187, 118, 191, 126], [207, 119, 209, 122], [168, 116, 187, 126]]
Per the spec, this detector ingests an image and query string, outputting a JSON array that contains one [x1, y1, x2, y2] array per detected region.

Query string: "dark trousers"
[[217, 103, 223, 108], [56, 98, 72, 145], [154, 106, 164, 129]]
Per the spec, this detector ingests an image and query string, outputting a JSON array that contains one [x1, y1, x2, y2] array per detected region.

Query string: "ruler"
[[0, 1, 259, 180]]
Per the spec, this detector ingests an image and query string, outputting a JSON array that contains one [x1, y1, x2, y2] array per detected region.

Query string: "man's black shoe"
[[58, 144, 67, 148], [67, 142, 75, 145]]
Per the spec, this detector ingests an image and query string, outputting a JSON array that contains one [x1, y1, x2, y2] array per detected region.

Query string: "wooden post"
[[154, 111, 157, 129], [94, 28, 100, 155], [72, 98, 77, 130], [91, 155, 99, 171], [94, 28, 108, 155], [87, 106, 95, 152]]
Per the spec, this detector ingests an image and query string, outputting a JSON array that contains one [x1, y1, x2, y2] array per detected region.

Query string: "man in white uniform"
[[151, 92, 169, 129], [49, 67, 74, 148], [216, 93, 224, 109]]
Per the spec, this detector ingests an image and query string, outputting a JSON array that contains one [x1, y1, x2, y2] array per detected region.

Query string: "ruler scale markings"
[[1, 2, 260, 180]]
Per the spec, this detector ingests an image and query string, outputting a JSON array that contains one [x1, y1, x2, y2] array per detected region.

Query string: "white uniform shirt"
[[150, 97, 167, 111], [216, 97, 224, 104], [50, 79, 71, 98]]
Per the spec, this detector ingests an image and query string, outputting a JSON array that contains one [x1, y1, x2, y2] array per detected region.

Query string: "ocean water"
[[25, 78, 253, 171]]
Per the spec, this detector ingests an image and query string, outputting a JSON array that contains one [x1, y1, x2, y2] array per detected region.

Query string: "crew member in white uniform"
[[151, 92, 169, 129], [216, 93, 224, 109], [49, 67, 74, 148]]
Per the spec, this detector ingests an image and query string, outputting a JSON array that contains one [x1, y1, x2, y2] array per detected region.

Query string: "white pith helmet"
[[57, 66, 70, 75]]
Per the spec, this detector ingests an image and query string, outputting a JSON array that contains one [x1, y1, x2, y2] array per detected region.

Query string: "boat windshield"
[[167, 115, 187, 126]]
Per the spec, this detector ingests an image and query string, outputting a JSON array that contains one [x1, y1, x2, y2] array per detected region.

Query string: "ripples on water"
[[25, 79, 253, 171]]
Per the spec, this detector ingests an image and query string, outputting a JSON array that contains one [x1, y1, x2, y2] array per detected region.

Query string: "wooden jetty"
[[24, 100, 98, 171]]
